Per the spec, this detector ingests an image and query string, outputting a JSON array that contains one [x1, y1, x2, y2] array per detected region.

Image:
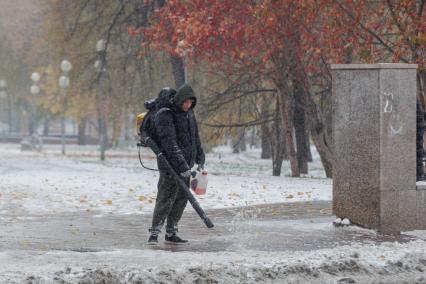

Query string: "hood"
[[174, 84, 197, 110]]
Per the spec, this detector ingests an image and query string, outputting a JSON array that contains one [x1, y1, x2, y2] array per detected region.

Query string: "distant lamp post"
[[59, 59, 72, 155], [0, 80, 7, 135], [95, 39, 108, 161], [0, 80, 7, 95], [30, 72, 41, 136], [0, 80, 7, 99]]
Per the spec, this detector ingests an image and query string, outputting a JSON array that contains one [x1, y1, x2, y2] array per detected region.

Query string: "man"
[[148, 83, 205, 244]]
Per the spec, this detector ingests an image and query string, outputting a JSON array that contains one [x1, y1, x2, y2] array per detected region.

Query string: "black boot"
[[147, 234, 158, 245], [165, 234, 188, 244]]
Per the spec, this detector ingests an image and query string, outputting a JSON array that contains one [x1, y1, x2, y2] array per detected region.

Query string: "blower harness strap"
[[137, 143, 159, 171]]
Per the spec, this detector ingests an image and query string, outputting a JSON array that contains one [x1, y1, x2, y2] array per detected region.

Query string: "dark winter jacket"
[[154, 84, 205, 174]]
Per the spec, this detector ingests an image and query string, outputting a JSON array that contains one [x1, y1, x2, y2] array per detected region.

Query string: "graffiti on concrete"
[[383, 91, 403, 136], [383, 92, 393, 113]]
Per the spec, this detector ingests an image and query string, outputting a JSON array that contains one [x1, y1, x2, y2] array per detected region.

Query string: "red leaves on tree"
[[132, 0, 425, 73]]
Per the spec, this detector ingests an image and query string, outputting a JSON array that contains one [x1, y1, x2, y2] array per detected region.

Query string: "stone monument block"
[[332, 63, 423, 234]]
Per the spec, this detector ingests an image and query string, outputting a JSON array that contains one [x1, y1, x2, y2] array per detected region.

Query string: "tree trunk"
[[97, 77, 109, 161], [232, 129, 246, 153], [294, 83, 309, 174], [43, 116, 50, 136], [7, 94, 12, 133], [239, 130, 246, 152], [279, 92, 299, 177], [261, 124, 272, 159], [306, 128, 313, 162], [111, 112, 121, 148], [309, 111, 334, 178], [98, 113, 108, 161], [250, 127, 256, 148], [271, 95, 285, 176], [272, 106, 284, 175], [261, 102, 272, 159], [296, 74, 334, 178], [272, 131, 285, 176], [170, 55, 185, 88], [319, 149, 333, 177], [284, 35, 333, 177], [77, 117, 87, 145], [124, 111, 132, 144]]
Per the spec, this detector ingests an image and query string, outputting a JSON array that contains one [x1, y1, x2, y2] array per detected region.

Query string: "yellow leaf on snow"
[[106, 200, 112, 205], [139, 195, 146, 201], [287, 194, 294, 199]]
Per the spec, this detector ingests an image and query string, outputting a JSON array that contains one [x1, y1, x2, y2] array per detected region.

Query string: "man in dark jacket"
[[148, 84, 205, 244]]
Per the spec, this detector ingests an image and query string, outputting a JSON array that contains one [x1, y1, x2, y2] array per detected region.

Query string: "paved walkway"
[[0, 201, 415, 254]]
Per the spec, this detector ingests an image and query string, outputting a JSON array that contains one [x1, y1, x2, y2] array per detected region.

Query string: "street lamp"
[[0, 80, 7, 136], [30, 72, 40, 136], [95, 39, 108, 161], [59, 59, 72, 155], [0, 80, 7, 99], [0, 79, 6, 94]]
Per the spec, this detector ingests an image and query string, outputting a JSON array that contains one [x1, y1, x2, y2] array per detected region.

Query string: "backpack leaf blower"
[[139, 137, 214, 229]]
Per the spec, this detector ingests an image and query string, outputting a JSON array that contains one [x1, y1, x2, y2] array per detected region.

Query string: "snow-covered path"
[[2, 239, 426, 283], [1, 143, 426, 283], [0, 143, 331, 217], [1, 202, 426, 283]]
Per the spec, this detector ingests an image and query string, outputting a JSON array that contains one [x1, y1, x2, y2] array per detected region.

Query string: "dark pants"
[[150, 171, 188, 235]]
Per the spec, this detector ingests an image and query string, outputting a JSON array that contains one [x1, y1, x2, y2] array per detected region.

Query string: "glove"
[[197, 163, 205, 171], [180, 170, 192, 178]]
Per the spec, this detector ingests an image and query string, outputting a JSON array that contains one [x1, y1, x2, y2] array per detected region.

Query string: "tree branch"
[[335, 0, 409, 63], [202, 117, 275, 128]]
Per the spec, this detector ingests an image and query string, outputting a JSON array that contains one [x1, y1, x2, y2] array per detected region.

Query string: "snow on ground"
[[0, 143, 331, 217], [2, 143, 426, 283], [0, 238, 426, 283]]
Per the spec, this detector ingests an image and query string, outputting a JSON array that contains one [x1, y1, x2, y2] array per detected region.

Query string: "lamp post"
[[59, 59, 72, 155], [30, 73, 40, 136], [0, 80, 7, 136], [95, 39, 108, 161]]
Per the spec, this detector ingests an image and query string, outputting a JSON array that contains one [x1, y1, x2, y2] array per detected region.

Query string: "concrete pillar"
[[332, 63, 424, 234]]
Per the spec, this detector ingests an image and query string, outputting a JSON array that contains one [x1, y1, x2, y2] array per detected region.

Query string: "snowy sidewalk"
[[2, 201, 426, 283], [0, 143, 332, 217], [1, 201, 413, 254], [1, 201, 336, 254], [1, 144, 426, 283]]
